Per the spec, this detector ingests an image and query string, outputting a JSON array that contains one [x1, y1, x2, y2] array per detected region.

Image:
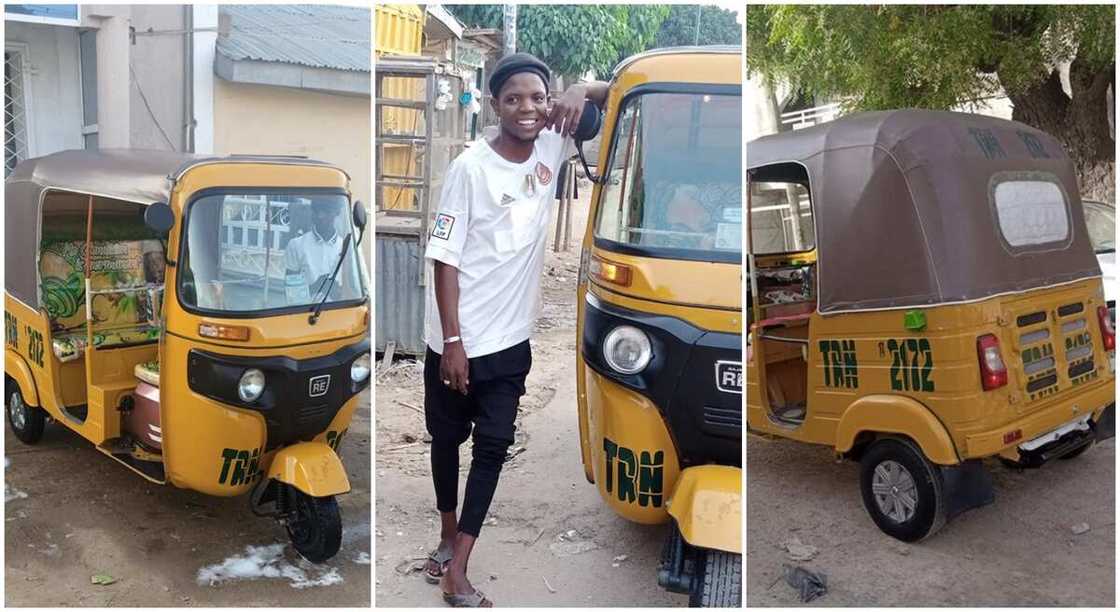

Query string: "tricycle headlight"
[[238, 368, 266, 402], [351, 353, 371, 383], [603, 325, 652, 374]]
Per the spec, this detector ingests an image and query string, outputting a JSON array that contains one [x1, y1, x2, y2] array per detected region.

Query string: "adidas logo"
[[501, 193, 516, 205]]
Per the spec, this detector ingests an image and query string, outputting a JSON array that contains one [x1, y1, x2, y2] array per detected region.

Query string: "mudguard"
[[266, 442, 350, 497], [5, 349, 39, 407], [836, 394, 959, 465], [666, 465, 741, 554]]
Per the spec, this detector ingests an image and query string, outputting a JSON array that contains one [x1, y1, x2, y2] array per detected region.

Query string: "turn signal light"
[[590, 256, 632, 287], [1098, 305, 1114, 351], [199, 323, 250, 341], [977, 334, 1008, 391]]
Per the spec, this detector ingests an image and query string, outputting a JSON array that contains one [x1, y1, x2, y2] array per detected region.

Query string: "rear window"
[[992, 174, 1071, 250]]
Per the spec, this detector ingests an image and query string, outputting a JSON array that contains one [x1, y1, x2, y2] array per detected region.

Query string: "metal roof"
[[217, 5, 370, 73]]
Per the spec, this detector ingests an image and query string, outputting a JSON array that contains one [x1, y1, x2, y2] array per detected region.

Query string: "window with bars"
[[5, 49, 31, 176]]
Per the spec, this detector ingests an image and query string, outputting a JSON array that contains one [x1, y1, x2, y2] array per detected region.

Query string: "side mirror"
[[573, 103, 602, 142], [145, 202, 175, 235], [353, 201, 367, 230]]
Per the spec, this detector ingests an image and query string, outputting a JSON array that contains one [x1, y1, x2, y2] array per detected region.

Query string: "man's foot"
[[441, 570, 493, 607], [425, 540, 454, 584]]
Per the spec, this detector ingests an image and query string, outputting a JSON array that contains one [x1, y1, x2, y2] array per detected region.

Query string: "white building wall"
[[129, 5, 188, 151], [5, 22, 84, 157]]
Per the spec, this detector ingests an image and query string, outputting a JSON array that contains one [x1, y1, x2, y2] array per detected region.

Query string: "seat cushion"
[[134, 360, 160, 387], [51, 325, 161, 363]]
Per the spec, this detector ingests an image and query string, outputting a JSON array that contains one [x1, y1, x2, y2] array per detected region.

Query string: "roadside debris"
[[353, 552, 371, 565], [196, 544, 343, 589], [1072, 522, 1091, 535], [91, 574, 117, 586], [784, 564, 827, 602], [549, 530, 599, 557], [542, 576, 557, 593], [780, 536, 819, 562]]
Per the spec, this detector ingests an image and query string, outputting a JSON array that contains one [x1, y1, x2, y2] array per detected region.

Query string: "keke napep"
[[575, 46, 742, 606], [746, 109, 1115, 541], [4, 150, 370, 562]]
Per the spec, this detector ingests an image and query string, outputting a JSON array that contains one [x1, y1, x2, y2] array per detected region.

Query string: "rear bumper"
[[963, 380, 1114, 459]]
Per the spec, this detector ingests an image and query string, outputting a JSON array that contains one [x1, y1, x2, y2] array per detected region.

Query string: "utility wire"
[[129, 62, 177, 151]]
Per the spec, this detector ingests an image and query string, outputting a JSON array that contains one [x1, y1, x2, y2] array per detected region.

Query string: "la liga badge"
[[432, 213, 455, 240]]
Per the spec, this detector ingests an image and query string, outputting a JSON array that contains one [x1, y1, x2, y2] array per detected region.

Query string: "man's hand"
[[440, 341, 470, 395], [547, 84, 588, 137]]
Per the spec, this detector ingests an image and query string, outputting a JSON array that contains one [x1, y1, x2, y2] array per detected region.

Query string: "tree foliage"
[[747, 5, 1116, 198], [655, 4, 741, 49], [447, 5, 669, 77], [747, 5, 1112, 111]]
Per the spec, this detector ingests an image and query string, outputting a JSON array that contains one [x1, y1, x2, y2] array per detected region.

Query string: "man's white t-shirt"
[[424, 128, 576, 358]]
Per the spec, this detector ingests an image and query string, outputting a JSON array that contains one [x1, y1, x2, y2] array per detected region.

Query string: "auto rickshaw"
[[746, 110, 1115, 541], [574, 46, 742, 606], [4, 150, 370, 562]]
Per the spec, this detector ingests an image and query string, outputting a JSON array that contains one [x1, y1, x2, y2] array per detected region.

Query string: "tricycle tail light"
[[976, 334, 1008, 391]]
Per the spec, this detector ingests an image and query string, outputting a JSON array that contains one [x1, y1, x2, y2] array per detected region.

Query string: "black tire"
[[859, 437, 946, 542], [6, 378, 45, 444], [689, 550, 742, 607], [1059, 440, 1093, 460], [286, 490, 342, 563]]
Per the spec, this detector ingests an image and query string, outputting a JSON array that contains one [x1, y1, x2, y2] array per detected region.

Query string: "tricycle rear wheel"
[[286, 489, 341, 563], [859, 437, 946, 542], [6, 378, 45, 444]]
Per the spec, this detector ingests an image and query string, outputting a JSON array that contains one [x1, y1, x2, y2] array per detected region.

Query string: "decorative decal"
[[535, 161, 553, 186], [887, 338, 935, 392], [820, 339, 859, 389], [603, 437, 664, 508], [432, 213, 455, 240]]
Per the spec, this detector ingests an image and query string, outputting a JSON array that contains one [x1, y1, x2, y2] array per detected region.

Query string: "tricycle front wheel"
[[287, 489, 342, 563], [6, 378, 45, 444]]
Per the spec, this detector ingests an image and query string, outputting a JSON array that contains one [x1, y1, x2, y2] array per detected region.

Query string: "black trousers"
[[423, 340, 531, 537]]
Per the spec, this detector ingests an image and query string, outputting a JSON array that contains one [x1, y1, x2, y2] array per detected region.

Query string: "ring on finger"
[[443, 379, 451, 386]]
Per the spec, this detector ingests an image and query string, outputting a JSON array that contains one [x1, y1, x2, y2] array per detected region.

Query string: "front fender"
[[5, 349, 39, 407], [666, 465, 741, 554], [835, 394, 959, 465], [266, 442, 350, 497]]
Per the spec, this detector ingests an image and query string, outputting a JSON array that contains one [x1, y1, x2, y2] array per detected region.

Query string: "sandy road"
[[5, 390, 371, 607], [746, 434, 1114, 606]]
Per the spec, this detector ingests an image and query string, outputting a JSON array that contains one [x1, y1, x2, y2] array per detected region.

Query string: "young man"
[[285, 198, 345, 303], [422, 52, 607, 607]]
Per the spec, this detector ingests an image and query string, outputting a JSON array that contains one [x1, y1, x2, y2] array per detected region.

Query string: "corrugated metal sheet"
[[374, 4, 424, 57], [218, 5, 370, 72], [375, 233, 427, 356]]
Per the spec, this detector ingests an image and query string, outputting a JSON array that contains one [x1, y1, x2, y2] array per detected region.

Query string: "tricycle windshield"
[[179, 190, 366, 315], [595, 91, 741, 263]]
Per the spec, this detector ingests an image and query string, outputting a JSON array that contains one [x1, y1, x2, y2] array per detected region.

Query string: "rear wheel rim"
[[871, 459, 917, 523], [9, 390, 27, 431]]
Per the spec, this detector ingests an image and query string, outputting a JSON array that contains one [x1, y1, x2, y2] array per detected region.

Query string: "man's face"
[[312, 204, 338, 237], [491, 72, 549, 143]]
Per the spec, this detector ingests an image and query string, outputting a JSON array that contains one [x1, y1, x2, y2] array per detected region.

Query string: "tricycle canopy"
[[5, 149, 344, 311], [747, 109, 1101, 314]]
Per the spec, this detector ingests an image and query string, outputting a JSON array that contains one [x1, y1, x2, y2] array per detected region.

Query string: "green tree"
[[447, 5, 669, 78], [655, 5, 741, 48], [747, 5, 1115, 199]]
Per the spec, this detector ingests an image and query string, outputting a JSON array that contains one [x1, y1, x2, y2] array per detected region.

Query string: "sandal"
[[443, 588, 493, 607], [425, 545, 453, 584]]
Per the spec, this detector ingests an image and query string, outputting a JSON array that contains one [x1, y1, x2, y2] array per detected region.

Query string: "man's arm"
[[547, 80, 609, 136], [434, 261, 469, 394]]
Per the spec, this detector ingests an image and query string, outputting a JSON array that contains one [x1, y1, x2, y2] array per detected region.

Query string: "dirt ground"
[[5, 389, 371, 607], [746, 434, 1115, 607], [374, 187, 688, 607]]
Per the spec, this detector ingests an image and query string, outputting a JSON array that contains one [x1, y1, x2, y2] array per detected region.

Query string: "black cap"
[[488, 52, 550, 97]]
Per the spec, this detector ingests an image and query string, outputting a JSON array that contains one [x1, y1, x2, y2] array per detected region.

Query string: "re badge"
[[432, 213, 455, 240]]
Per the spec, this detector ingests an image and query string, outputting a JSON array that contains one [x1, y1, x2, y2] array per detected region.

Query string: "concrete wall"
[[5, 22, 84, 157], [129, 5, 188, 150], [213, 78, 372, 263]]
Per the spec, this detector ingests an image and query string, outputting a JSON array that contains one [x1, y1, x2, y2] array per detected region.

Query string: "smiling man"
[[421, 52, 607, 607]]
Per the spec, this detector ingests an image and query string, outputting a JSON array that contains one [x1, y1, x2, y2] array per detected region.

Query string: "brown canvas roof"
[[5, 149, 343, 309], [747, 109, 1101, 314]]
